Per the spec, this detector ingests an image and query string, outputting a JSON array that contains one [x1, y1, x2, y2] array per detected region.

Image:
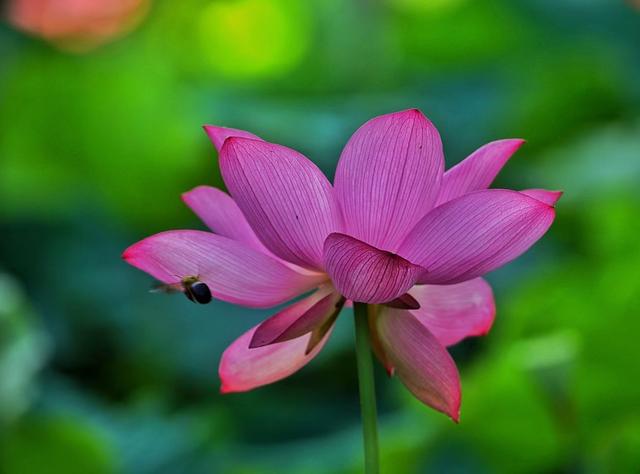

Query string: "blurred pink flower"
[[123, 109, 561, 421], [8, 0, 149, 51]]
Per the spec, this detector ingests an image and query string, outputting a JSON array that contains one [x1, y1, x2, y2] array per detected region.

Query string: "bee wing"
[[150, 282, 183, 294], [150, 267, 185, 294]]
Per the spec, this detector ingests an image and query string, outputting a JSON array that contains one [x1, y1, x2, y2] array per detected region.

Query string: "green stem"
[[353, 302, 380, 474]]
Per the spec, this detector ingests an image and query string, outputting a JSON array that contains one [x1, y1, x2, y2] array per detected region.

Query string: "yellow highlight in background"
[[198, 0, 311, 79]]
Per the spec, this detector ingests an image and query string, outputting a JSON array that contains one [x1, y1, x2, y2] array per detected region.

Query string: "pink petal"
[[220, 138, 342, 269], [203, 125, 262, 152], [409, 278, 495, 347], [520, 189, 563, 206], [399, 189, 556, 285], [250, 286, 343, 348], [123, 230, 325, 308], [334, 109, 444, 252], [375, 308, 461, 421], [436, 139, 524, 206], [182, 186, 269, 253], [219, 322, 333, 393], [323, 233, 425, 304]]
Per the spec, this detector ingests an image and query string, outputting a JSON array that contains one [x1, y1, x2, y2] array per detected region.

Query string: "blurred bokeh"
[[1, 0, 639, 473]]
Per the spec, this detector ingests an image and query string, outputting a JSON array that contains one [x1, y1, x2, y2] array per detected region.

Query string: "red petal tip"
[[511, 138, 526, 150], [121, 248, 134, 261], [551, 190, 564, 205], [450, 395, 462, 423], [399, 108, 428, 120], [202, 124, 223, 133], [541, 191, 563, 208], [121, 241, 143, 262], [180, 187, 201, 202]]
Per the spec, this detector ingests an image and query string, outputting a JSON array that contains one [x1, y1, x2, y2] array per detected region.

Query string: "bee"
[[152, 275, 212, 304]]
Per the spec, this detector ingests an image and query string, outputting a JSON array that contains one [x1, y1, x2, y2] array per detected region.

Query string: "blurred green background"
[[1, 0, 640, 473]]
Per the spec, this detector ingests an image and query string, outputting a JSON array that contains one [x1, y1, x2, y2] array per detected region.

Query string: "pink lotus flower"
[[8, 0, 148, 52], [123, 109, 560, 421]]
